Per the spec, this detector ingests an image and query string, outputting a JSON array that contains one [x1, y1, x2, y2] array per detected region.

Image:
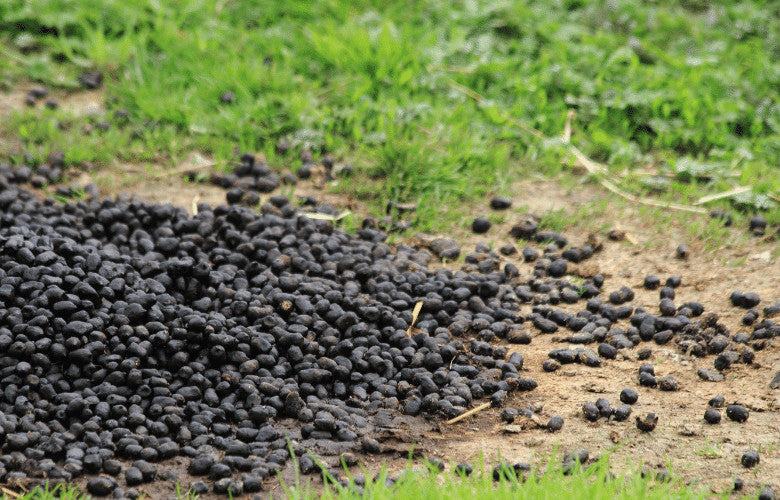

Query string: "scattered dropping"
[[635, 413, 658, 432], [749, 215, 767, 236], [490, 197, 512, 210], [740, 450, 759, 468], [220, 90, 235, 104], [620, 389, 639, 405], [675, 244, 690, 259], [472, 217, 492, 234], [703, 409, 721, 424], [547, 415, 564, 432]]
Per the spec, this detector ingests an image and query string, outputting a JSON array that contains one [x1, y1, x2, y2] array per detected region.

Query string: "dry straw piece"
[[406, 301, 423, 337]]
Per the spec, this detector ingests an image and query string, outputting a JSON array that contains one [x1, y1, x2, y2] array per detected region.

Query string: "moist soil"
[[1, 85, 778, 499]]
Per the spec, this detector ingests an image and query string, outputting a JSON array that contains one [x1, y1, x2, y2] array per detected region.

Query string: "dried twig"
[[406, 301, 423, 337], [191, 195, 200, 215], [599, 178, 706, 214], [448, 81, 546, 140], [694, 186, 752, 205], [561, 109, 574, 143], [446, 401, 491, 425], [301, 210, 351, 221], [1, 487, 20, 499]]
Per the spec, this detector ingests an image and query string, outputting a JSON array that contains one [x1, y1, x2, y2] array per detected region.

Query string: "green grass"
[[1, 0, 778, 230], [4, 452, 774, 500], [0, 484, 85, 500], [0, 456, 744, 500], [693, 438, 724, 459], [281, 453, 734, 500]]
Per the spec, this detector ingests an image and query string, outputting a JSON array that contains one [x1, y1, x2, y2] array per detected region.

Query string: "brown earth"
[[0, 86, 778, 499]]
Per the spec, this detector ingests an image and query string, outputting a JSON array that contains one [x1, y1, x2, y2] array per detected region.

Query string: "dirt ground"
[[1, 86, 778, 498]]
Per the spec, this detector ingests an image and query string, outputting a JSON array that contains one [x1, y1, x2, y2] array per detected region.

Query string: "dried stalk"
[[446, 401, 491, 425]]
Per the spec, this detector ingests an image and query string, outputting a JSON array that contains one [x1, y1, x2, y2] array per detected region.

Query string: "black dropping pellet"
[[595, 398, 612, 418], [547, 415, 564, 432], [742, 309, 759, 325], [548, 259, 567, 278], [658, 376, 678, 391], [665, 275, 681, 288], [582, 402, 600, 422], [471, 217, 491, 234], [620, 389, 638, 405], [613, 404, 631, 421], [749, 215, 767, 235], [638, 363, 655, 375], [455, 463, 473, 476], [597, 343, 617, 359], [87, 477, 117, 496], [639, 372, 657, 387], [740, 451, 759, 468], [725, 405, 749, 423], [490, 197, 512, 210], [675, 244, 690, 259], [703, 409, 721, 424], [643, 275, 660, 290], [219, 90, 235, 103], [708, 395, 725, 408], [518, 247, 537, 264], [709, 210, 733, 226], [501, 408, 519, 423]]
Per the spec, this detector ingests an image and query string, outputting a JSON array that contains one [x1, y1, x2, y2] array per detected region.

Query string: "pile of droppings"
[[0, 153, 776, 497]]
